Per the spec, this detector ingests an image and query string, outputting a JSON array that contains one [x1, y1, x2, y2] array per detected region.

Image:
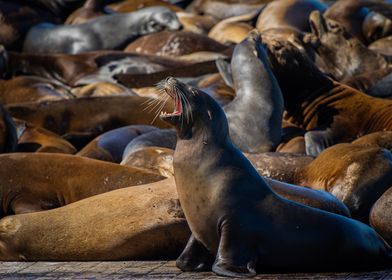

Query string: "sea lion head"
[[362, 11, 392, 44], [158, 77, 228, 140], [142, 7, 182, 33], [306, 10, 385, 80]]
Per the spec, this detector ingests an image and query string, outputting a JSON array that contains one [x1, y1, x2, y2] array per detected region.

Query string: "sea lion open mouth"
[[160, 77, 183, 118]]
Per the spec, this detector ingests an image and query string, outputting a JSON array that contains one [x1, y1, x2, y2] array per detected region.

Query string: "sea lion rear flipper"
[[304, 129, 334, 157], [212, 224, 257, 278], [176, 234, 214, 272], [216, 58, 234, 88]]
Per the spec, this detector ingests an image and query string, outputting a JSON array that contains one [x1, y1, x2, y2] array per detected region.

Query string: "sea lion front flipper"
[[216, 58, 234, 88], [176, 234, 214, 272], [212, 224, 257, 278], [304, 129, 334, 157]]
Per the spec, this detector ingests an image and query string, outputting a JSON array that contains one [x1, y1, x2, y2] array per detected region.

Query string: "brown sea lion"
[[276, 119, 307, 154], [266, 36, 392, 156], [108, 0, 182, 13], [124, 31, 228, 57], [159, 77, 391, 277], [65, 0, 113, 25], [295, 143, 392, 219], [0, 153, 164, 217], [370, 187, 392, 246], [256, 0, 327, 32], [23, 7, 182, 54], [307, 11, 390, 82], [0, 177, 190, 261], [186, 0, 266, 20], [352, 131, 392, 151], [71, 82, 136, 98], [362, 11, 392, 44], [0, 76, 71, 105], [208, 11, 258, 45], [77, 125, 158, 162], [6, 50, 191, 86], [177, 12, 218, 35], [369, 35, 392, 56], [15, 120, 76, 154], [121, 146, 175, 178], [323, 0, 369, 43], [6, 96, 173, 149], [196, 73, 235, 106]]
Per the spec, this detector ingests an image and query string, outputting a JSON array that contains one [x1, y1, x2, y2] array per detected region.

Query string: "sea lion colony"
[[1, 0, 392, 277]]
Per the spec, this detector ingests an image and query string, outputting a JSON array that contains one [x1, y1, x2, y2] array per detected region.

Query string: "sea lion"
[[77, 125, 158, 162], [6, 96, 172, 149], [307, 11, 389, 82], [369, 36, 392, 56], [196, 73, 235, 106], [124, 31, 228, 57], [107, 0, 182, 13], [362, 11, 392, 44], [370, 187, 392, 246], [121, 146, 175, 178], [208, 11, 258, 45], [177, 12, 218, 35], [15, 120, 76, 154], [65, 0, 113, 25], [23, 7, 182, 54], [256, 0, 327, 32], [0, 76, 71, 105], [186, 0, 266, 20], [246, 152, 313, 184], [352, 131, 392, 151], [323, 0, 369, 43], [295, 143, 392, 219], [0, 177, 190, 261], [159, 77, 391, 277], [0, 105, 17, 153], [0, 153, 164, 217], [122, 129, 176, 161], [266, 36, 392, 156], [71, 82, 136, 98], [7, 50, 190, 86], [223, 30, 283, 153]]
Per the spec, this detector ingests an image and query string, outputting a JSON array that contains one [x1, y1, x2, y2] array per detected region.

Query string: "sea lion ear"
[[216, 58, 234, 88]]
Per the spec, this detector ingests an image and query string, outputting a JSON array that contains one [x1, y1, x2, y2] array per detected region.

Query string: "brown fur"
[[0, 153, 164, 217]]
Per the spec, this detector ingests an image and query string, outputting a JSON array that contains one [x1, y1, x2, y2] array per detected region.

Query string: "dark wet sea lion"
[[0, 76, 71, 105], [0, 177, 190, 261], [65, 0, 114, 25], [223, 31, 283, 153], [295, 143, 392, 219], [159, 77, 391, 277], [266, 36, 392, 156], [7, 50, 190, 86], [0, 105, 17, 153], [122, 129, 176, 160], [15, 120, 76, 154], [370, 187, 392, 246], [108, 0, 183, 13], [0, 153, 164, 217], [256, 0, 327, 32], [124, 31, 228, 57], [6, 96, 172, 148], [23, 7, 182, 54], [77, 125, 157, 162], [307, 11, 389, 81]]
